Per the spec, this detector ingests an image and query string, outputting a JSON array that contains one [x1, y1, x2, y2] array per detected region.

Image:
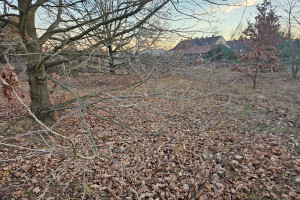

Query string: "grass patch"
[[275, 127, 289, 134], [0, 122, 9, 133], [243, 104, 252, 117], [10, 118, 35, 134]]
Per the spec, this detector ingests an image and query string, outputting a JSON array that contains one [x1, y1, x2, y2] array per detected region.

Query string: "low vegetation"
[[0, 66, 299, 199]]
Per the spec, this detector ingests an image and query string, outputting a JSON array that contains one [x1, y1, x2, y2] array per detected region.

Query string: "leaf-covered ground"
[[0, 67, 299, 199]]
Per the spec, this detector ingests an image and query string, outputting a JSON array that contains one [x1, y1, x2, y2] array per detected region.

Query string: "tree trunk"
[[292, 57, 295, 78], [27, 64, 54, 123], [107, 45, 115, 74], [294, 62, 299, 78], [17, 1, 54, 123], [252, 68, 258, 89]]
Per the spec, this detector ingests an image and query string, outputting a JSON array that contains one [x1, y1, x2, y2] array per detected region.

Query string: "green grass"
[[243, 104, 252, 117], [275, 127, 289, 134]]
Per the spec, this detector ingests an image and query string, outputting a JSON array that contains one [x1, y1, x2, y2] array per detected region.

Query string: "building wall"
[[215, 37, 229, 48]]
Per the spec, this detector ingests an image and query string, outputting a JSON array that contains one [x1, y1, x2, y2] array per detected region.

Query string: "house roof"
[[193, 36, 223, 46], [170, 39, 194, 51], [171, 36, 223, 51], [183, 45, 213, 55]]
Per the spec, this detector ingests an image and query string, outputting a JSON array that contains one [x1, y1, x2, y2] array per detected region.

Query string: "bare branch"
[[39, 0, 63, 43]]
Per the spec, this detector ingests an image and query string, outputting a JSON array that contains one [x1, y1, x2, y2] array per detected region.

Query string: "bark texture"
[[27, 64, 54, 123]]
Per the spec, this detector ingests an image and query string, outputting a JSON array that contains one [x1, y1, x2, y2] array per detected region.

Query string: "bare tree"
[[0, 0, 172, 122], [0, 0, 243, 122], [275, 0, 300, 78], [84, 1, 166, 74]]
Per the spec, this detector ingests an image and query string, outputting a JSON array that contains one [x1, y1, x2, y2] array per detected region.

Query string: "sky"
[[214, 0, 264, 39], [163, 0, 264, 49], [2, 0, 295, 50]]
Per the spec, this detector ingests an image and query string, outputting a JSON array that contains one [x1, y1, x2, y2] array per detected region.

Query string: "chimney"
[[212, 35, 215, 38]]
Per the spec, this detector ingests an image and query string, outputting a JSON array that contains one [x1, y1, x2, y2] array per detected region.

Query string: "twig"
[[0, 76, 102, 160]]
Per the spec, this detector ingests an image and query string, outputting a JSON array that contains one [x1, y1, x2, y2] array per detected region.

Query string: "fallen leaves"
[[0, 71, 299, 199], [32, 187, 41, 194]]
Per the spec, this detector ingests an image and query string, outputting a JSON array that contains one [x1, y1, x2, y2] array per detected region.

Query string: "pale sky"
[[215, 0, 264, 40], [163, 0, 265, 49], [3, 0, 293, 50]]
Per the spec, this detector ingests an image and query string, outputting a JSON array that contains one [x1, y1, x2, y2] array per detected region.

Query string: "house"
[[181, 45, 212, 62], [171, 35, 230, 62], [171, 38, 194, 51], [192, 35, 229, 48], [227, 39, 248, 54]]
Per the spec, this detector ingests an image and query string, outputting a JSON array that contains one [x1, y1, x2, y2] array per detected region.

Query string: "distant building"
[[192, 36, 229, 48], [170, 35, 229, 62], [227, 40, 248, 54], [171, 39, 194, 51], [181, 45, 212, 62]]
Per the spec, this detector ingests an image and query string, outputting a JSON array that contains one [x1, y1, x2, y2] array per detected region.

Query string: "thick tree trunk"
[[27, 64, 54, 123], [17, 1, 54, 123]]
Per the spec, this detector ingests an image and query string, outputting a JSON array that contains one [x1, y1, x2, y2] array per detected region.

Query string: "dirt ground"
[[0, 66, 299, 199]]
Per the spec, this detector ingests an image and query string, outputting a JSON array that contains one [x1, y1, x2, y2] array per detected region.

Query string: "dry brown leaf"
[[204, 182, 212, 190], [33, 187, 41, 194]]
